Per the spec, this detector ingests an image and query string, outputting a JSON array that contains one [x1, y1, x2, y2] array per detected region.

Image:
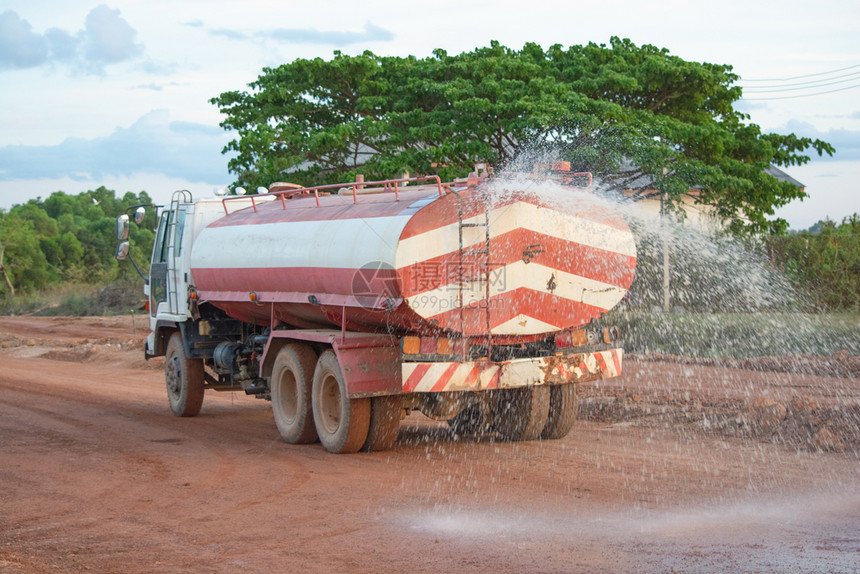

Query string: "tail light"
[[555, 329, 589, 349], [436, 338, 454, 355], [402, 336, 456, 357], [402, 336, 420, 355]]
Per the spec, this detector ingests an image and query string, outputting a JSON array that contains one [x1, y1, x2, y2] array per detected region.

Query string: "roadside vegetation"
[[0, 188, 154, 315]]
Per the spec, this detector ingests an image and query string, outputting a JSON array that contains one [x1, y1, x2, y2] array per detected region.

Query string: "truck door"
[[149, 211, 170, 317], [150, 207, 188, 317]]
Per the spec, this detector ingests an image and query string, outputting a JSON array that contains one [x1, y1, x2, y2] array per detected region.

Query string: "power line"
[[741, 82, 860, 100], [740, 63, 860, 82], [742, 72, 860, 93], [740, 70, 860, 91]]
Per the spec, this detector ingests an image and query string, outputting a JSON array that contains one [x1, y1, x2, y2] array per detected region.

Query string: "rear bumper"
[[402, 348, 622, 393]]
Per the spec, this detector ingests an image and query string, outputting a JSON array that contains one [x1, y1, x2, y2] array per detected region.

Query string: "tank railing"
[[574, 172, 593, 190], [221, 175, 445, 214]]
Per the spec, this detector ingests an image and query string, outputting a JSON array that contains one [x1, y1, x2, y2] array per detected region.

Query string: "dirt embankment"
[[1, 316, 858, 573]]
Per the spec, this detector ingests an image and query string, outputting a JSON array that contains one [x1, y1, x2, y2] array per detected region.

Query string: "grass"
[[601, 309, 860, 358], [0, 281, 143, 317]]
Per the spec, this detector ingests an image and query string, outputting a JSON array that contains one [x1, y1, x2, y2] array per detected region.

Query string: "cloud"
[[211, 21, 394, 46], [82, 5, 143, 67], [0, 6, 143, 74], [0, 10, 49, 68], [778, 119, 860, 161], [210, 28, 249, 41], [134, 81, 184, 91], [733, 99, 769, 114], [0, 110, 232, 184]]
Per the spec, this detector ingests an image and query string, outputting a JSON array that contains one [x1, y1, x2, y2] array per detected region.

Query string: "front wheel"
[[165, 332, 204, 417], [311, 350, 370, 454]]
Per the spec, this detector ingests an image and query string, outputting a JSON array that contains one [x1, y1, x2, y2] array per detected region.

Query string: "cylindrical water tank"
[[190, 178, 637, 339]]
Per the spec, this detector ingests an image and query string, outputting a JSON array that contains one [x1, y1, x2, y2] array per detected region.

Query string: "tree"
[[0, 189, 156, 297], [0, 236, 15, 298], [766, 214, 860, 310], [0, 214, 51, 294], [212, 38, 833, 234]]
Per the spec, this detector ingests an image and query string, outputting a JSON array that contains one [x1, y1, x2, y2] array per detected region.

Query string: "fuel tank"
[[190, 174, 637, 339]]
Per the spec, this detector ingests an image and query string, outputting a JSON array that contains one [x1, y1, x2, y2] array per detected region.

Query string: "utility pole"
[[660, 169, 670, 313]]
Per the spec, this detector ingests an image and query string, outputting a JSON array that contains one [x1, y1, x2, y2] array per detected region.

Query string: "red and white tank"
[[190, 170, 637, 340]]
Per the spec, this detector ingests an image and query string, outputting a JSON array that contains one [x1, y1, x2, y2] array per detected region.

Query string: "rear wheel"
[[165, 332, 204, 417], [312, 350, 370, 454], [494, 386, 550, 442], [447, 396, 493, 436], [271, 344, 318, 444], [540, 383, 578, 440], [362, 395, 401, 452]]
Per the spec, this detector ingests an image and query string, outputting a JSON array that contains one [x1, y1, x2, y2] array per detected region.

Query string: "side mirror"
[[116, 214, 130, 240], [134, 206, 146, 225], [115, 241, 130, 261]]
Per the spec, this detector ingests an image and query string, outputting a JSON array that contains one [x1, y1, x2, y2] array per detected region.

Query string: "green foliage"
[[0, 188, 155, 303], [0, 216, 51, 292], [212, 37, 833, 234], [766, 215, 860, 311]]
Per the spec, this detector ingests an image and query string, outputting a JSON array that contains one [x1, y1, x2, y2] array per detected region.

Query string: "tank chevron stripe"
[[396, 200, 637, 264], [398, 193, 634, 238], [396, 228, 637, 296], [410, 288, 610, 336], [393, 196, 637, 336], [405, 261, 629, 312]]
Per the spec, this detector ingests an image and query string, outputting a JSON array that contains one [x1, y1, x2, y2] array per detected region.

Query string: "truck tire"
[[312, 350, 370, 454], [362, 395, 401, 452], [540, 383, 578, 440], [165, 332, 204, 417], [447, 398, 492, 436], [271, 344, 319, 444], [493, 385, 550, 442]]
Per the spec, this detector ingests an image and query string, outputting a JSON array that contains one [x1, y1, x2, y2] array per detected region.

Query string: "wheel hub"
[[319, 374, 342, 434], [166, 356, 182, 397]]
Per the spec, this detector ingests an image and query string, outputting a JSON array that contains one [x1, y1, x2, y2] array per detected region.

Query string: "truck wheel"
[[362, 395, 401, 452], [447, 397, 492, 436], [271, 344, 318, 444], [540, 383, 578, 440], [494, 386, 550, 442], [165, 332, 204, 417], [312, 350, 370, 454]]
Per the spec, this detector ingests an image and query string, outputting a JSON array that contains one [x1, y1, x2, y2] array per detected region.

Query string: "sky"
[[0, 0, 857, 230]]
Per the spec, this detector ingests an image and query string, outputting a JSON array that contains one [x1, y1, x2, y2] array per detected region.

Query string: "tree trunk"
[[0, 240, 15, 298]]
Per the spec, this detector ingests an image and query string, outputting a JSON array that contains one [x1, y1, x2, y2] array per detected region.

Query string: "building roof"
[[620, 164, 805, 197], [765, 165, 805, 189]]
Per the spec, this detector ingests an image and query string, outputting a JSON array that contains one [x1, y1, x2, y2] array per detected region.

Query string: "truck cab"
[[144, 192, 272, 359]]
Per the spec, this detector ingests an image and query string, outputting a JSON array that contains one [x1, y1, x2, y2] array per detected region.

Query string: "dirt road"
[[1, 317, 858, 573]]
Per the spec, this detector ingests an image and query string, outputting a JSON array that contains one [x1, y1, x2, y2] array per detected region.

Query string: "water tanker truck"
[[115, 163, 637, 453]]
